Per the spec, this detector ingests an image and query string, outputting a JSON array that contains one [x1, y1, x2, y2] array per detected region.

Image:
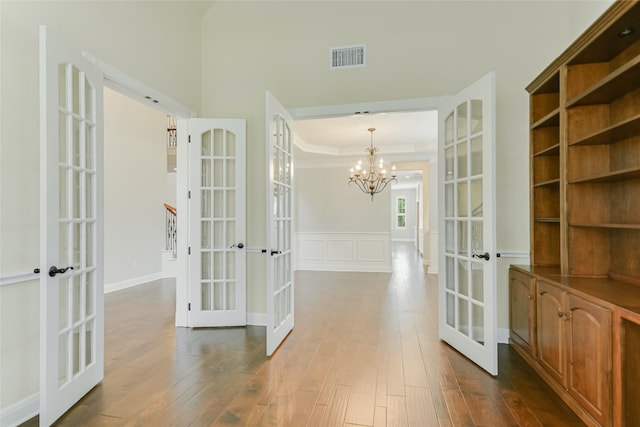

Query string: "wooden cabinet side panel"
[[509, 269, 537, 357]]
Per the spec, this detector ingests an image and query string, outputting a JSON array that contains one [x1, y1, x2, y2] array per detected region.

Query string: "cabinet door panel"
[[567, 294, 611, 426], [509, 269, 536, 356], [537, 280, 565, 386]]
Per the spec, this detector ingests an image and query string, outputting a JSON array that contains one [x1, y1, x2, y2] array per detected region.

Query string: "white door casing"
[[187, 119, 247, 327], [39, 26, 104, 425], [438, 72, 497, 375], [265, 92, 295, 356]]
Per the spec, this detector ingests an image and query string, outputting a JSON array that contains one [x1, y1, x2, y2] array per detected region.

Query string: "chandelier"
[[348, 128, 397, 200]]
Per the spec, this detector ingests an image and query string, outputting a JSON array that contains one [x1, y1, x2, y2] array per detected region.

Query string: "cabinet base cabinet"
[[509, 267, 614, 427]]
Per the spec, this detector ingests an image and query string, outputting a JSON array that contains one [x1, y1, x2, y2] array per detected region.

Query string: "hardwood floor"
[[26, 243, 584, 426]]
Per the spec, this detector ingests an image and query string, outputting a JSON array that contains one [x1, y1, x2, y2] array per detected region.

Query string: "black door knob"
[[48, 265, 74, 277], [472, 252, 491, 261]]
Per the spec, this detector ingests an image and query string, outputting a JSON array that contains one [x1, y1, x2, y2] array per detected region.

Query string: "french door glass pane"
[[471, 100, 483, 134], [472, 304, 484, 344], [457, 102, 468, 139], [471, 136, 482, 176], [202, 221, 212, 249], [445, 113, 454, 145], [458, 182, 468, 217], [458, 221, 468, 256], [445, 257, 455, 291], [201, 283, 211, 310], [458, 297, 469, 336], [213, 221, 223, 249], [445, 146, 454, 180], [472, 264, 484, 301], [457, 141, 468, 179], [213, 159, 223, 187], [213, 129, 223, 156], [458, 260, 469, 296], [471, 178, 483, 217]]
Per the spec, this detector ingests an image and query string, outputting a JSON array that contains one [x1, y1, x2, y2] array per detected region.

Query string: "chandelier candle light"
[[348, 127, 397, 200]]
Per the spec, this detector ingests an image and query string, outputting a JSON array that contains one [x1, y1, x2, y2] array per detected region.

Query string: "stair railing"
[[164, 203, 177, 257]]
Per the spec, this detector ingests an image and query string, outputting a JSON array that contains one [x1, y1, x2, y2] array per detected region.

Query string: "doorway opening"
[[291, 102, 441, 275]]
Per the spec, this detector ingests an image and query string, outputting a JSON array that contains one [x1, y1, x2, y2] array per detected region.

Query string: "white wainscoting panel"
[[297, 232, 391, 272]]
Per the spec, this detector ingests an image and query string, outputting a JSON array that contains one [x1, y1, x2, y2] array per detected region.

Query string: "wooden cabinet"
[[513, 2, 640, 426], [510, 267, 614, 426], [509, 268, 536, 357]]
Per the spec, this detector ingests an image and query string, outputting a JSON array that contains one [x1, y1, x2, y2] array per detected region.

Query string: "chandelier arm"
[[350, 178, 370, 195]]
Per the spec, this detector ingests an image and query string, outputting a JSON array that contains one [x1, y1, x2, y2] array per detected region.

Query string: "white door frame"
[[82, 52, 197, 328]]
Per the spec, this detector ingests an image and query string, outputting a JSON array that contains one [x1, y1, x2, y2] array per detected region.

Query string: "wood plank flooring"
[[25, 243, 584, 426]]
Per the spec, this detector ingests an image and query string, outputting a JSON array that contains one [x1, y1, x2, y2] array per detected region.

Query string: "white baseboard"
[[297, 265, 393, 273], [498, 328, 510, 344], [247, 312, 267, 326], [0, 392, 38, 427], [104, 272, 164, 294]]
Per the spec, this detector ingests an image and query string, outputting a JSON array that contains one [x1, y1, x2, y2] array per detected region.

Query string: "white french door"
[[187, 119, 247, 327], [265, 92, 295, 356], [39, 26, 104, 425], [438, 72, 497, 375]]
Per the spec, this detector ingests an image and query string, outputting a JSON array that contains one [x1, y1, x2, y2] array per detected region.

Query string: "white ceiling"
[[294, 111, 438, 159], [293, 110, 438, 169]]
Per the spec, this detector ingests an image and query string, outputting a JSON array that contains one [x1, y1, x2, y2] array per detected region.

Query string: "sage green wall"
[[201, 0, 612, 321]]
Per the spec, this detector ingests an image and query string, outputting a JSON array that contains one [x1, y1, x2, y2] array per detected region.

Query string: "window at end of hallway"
[[396, 197, 406, 228]]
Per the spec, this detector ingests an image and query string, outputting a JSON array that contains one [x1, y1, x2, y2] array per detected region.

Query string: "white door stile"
[[438, 72, 498, 376], [39, 25, 104, 426]]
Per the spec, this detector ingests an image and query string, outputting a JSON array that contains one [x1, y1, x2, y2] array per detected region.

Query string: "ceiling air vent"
[[330, 45, 366, 69]]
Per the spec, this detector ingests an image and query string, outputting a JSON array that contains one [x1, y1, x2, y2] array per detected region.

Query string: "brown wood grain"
[[21, 244, 586, 427]]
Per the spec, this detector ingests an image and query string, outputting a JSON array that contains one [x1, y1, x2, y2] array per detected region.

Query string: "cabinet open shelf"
[[536, 218, 561, 223], [534, 143, 560, 156], [569, 113, 640, 146], [534, 178, 560, 187], [568, 166, 640, 183], [569, 223, 640, 230], [566, 54, 640, 107], [531, 108, 560, 129]]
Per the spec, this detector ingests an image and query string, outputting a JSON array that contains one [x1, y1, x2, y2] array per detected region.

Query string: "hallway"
[[35, 243, 583, 426]]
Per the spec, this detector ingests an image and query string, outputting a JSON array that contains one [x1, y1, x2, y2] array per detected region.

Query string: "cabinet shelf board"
[[569, 114, 640, 146], [535, 218, 560, 223], [534, 178, 561, 187], [566, 54, 640, 107], [531, 108, 560, 129], [569, 167, 640, 183], [569, 223, 640, 230], [534, 143, 561, 157]]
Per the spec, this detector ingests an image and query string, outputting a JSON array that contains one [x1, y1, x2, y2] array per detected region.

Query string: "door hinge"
[[188, 303, 191, 311], [188, 135, 191, 143], [188, 190, 191, 199], [188, 247, 191, 255]]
